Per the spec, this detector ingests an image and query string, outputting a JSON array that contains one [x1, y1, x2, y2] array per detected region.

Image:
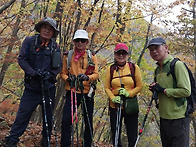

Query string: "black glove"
[[152, 83, 165, 93], [77, 73, 89, 81], [67, 75, 76, 83], [42, 71, 52, 81], [35, 69, 43, 79]]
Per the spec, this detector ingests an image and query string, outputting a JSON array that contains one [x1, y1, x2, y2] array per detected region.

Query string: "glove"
[[42, 71, 52, 81], [77, 73, 89, 81], [112, 96, 121, 104], [67, 75, 76, 84], [151, 83, 165, 93], [119, 88, 129, 97], [35, 69, 43, 79]]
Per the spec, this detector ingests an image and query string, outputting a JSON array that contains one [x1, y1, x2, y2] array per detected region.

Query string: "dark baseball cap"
[[147, 37, 166, 48]]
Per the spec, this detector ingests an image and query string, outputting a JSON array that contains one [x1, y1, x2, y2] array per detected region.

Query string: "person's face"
[[149, 44, 168, 62], [114, 50, 128, 65], [39, 24, 54, 40], [73, 38, 89, 52]]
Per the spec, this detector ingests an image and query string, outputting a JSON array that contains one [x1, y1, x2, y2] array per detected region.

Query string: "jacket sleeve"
[[104, 66, 115, 100], [18, 36, 37, 76]]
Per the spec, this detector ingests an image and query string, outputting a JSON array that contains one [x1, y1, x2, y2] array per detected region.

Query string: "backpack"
[[110, 62, 136, 88], [168, 58, 196, 116]]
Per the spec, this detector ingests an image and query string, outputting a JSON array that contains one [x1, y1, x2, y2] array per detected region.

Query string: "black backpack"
[[168, 58, 196, 116]]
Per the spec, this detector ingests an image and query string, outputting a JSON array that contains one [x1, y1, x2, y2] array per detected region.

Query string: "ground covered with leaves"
[[0, 100, 112, 147]]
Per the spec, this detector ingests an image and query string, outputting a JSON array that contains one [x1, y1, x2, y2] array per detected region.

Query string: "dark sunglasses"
[[74, 38, 88, 43], [115, 51, 128, 55]]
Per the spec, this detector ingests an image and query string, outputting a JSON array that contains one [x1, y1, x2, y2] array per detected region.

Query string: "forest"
[[0, 0, 195, 146]]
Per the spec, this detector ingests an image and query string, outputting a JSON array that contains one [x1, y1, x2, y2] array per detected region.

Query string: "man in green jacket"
[[148, 37, 191, 147]]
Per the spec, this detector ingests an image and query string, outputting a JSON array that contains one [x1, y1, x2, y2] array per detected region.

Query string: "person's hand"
[[77, 73, 89, 81], [150, 83, 165, 93], [119, 88, 129, 97], [149, 83, 155, 92], [42, 71, 52, 81], [67, 75, 76, 83], [35, 69, 43, 79], [112, 96, 121, 104]]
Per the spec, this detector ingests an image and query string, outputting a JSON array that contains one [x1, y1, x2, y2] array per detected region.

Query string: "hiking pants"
[[5, 86, 55, 143], [61, 91, 94, 147], [109, 107, 138, 147], [160, 117, 190, 147]]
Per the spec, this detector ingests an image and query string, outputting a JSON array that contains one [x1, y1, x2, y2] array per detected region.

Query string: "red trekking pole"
[[134, 91, 157, 147], [74, 86, 79, 147]]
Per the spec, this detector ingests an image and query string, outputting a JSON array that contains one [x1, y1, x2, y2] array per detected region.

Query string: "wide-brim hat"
[[73, 30, 89, 40], [147, 37, 166, 48], [35, 17, 59, 38]]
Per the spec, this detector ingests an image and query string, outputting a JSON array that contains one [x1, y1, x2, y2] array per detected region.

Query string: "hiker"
[[60, 29, 99, 147], [4, 17, 62, 147], [104, 43, 143, 147], [148, 37, 191, 147]]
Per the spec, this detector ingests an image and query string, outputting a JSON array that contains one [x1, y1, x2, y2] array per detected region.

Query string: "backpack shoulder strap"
[[167, 58, 180, 85], [50, 38, 58, 52], [110, 64, 117, 86], [128, 62, 136, 88], [87, 49, 93, 65], [26, 35, 38, 57], [29, 35, 38, 51], [34, 35, 38, 48], [67, 50, 74, 71], [109, 62, 136, 87], [154, 67, 158, 82], [87, 49, 92, 58]]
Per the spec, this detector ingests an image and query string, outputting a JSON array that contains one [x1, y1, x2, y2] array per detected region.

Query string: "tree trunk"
[[137, 13, 154, 66], [0, 0, 25, 86]]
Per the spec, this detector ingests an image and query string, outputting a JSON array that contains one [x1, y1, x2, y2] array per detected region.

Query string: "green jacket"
[[155, 55, 191, 119]]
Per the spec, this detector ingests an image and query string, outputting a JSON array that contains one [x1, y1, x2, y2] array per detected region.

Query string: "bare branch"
[[0, 0, 16, 14], [182, 7, 194, 13]]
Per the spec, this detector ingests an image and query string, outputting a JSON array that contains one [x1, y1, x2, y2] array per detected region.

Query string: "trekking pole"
[[45, 80, 59, 147], [75, 78, 84, 147], [70, 80, 75, 147], [134, 91, 157, 147], [41, 79, 51, 147], [114, 68, 124, 147], [71, 88, 74, 147], [78, 77, 95, 147], [74, 81, 79, 147]]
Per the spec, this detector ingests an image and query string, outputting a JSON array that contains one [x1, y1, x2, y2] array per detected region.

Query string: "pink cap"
[[114, 43, 128, 53]]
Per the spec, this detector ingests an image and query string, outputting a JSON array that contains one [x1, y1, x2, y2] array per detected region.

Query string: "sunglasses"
[[115, 51, 128, 55], [74, 38, 88, 43]]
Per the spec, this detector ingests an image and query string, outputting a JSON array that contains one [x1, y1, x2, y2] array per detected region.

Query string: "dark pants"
[[61, 91, 94, 147], [5, 86, 55, 143], [109, 107, 138, 147], [160, 117, 190, 147]]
